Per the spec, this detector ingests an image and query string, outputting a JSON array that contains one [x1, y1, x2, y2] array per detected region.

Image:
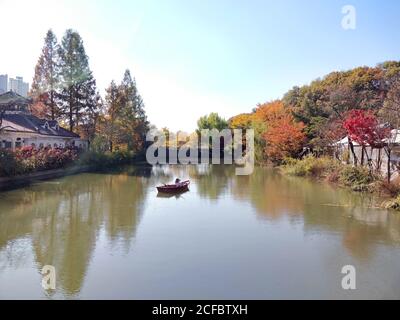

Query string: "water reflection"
[[157, 190, 189, 199], [191, 165, 234, 200], [230, 166, 400, 259], [0, 171, 148, 297], [0, 165, 400, 299]]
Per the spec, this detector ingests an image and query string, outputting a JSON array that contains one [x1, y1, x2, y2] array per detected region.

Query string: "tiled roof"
[[2, 113, 80, 138], [0, 91, 31, 106]]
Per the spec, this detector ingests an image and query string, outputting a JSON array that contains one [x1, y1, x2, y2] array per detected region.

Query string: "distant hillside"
[[282, 61, 400, 144]]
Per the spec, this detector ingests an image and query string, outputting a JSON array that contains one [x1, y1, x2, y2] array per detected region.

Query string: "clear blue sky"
[[1, 0, 400, 131]]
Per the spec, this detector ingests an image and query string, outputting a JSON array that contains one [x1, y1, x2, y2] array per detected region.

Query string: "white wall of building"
[[0, 131, 88, 150]]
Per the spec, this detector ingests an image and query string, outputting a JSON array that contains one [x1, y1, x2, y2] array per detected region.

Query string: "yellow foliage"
[[229, 113, 254, 129]]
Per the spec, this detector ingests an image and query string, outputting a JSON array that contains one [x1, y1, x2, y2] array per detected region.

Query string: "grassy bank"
[[281, 156, 400, 211]]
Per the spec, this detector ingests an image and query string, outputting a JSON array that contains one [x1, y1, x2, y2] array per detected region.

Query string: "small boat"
[[157, 180, 190, 193]]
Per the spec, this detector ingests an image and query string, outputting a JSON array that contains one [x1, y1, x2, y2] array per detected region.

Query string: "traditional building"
[[0, 91, 88, 150]]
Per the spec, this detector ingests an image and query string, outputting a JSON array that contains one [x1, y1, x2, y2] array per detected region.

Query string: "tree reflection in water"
[[1, 165, 400, 298], [0, 170, 148, 296]]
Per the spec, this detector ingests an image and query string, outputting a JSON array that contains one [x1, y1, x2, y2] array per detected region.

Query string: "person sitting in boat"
[[175, 178, 181, 185]]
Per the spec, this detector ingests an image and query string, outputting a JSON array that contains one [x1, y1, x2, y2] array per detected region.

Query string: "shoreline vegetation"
[[2, 28, 400, 212], [219, 61, 400, 212], [0, 148, 150, 191], [0, 146, 144, 177], [280, 156, 400, 211]]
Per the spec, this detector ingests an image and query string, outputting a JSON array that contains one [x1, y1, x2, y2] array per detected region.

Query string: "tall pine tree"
[[58, 29, 98, 132], [103, 80, 122, 151], [30, 29, 60, 120], [119, 69, 148, 151]]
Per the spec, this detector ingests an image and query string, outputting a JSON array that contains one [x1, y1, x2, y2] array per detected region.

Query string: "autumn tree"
[[229, 113, 253, 129], [259, 102, 306, 163], [30, 29, 60, 120], [254, 100, 284, 123], [283, 64, 390, 143], [344, 110, 384, 146], [380, 77, 400, 180], [99, 70, 148, 152], [103, 80, 122, 151], [343, 109, 390, 171], [118, 69, 148, 152]]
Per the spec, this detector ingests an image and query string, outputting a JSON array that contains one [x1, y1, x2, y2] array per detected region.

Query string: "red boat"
[[157, 180, 190, 193]]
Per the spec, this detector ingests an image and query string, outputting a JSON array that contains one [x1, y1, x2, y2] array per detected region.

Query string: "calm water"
[[0, 165, 400, 299]]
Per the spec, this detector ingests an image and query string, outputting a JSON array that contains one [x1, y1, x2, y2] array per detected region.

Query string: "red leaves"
[[343, 109, 390, 148], [13, 146, 78, 171]]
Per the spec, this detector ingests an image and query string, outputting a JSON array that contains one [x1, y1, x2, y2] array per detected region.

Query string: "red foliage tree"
[[343, 110, 389, 148], [343, 109, 390, 169]]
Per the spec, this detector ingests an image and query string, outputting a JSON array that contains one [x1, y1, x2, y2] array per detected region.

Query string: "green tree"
[[197, 112, 228, 131], [118, 69, 148, 152], [58, 29, 98, 132], [80, 91, 103, 142], [30, 29, 60, 120]]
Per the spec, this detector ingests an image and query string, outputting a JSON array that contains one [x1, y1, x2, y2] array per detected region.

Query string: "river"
[[0, 165, 399, 299]]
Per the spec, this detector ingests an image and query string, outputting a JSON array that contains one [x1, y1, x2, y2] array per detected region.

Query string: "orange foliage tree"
[[254, 100, 284, 123], [255, 101, 306, 163]]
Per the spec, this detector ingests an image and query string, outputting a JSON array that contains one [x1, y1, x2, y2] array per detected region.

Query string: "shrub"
[[283, 156, 340, 179], [14, 146, 78, 171], [384, 194, 400, 211], [339, 166, 374, 192], [1, 146, 135, 177], [0, 146, 79, 177], [77, 150, 134, 170], [77, 150, 108, 168]]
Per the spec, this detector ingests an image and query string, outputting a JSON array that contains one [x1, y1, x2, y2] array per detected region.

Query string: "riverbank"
[[281, 156, 400, 211], [0, 149, 148, 191]]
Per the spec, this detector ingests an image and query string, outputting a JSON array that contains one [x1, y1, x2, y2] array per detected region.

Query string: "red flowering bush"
[[16, 146, 36, 159], [10, 146, 79, 174]]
